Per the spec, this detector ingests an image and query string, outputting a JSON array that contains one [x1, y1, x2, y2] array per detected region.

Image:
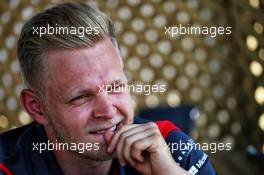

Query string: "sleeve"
[[155, 120, 217, 175]]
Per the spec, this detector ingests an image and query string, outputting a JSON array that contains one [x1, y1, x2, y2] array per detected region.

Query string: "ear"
[[20, 89, 49, 125]]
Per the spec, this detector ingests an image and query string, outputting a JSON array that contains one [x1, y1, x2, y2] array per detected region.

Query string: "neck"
[[44, 126, 112, 175]]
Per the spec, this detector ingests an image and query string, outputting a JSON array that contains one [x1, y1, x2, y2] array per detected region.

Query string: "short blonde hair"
[[17, 2, 117, 89]]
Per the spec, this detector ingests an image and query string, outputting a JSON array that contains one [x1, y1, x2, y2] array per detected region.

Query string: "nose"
[[92, 94, 116, 119]]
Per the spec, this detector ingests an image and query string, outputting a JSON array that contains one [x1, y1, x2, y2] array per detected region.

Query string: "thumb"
[[104, 130, 114, 144]]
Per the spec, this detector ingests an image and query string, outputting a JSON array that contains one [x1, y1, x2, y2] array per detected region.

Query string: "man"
[[0, 2, 216, 175]]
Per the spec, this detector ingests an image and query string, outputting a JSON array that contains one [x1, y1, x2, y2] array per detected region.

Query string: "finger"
[[114, 123, 157, 165], [131, 133, 162, 158], [108, 122, 158, 153], [115, 123, 158, 166], [104, 130, 114, 144], [108, 124, 141, 153], [123, 127, 157, 165], [115, 125, 150, 165], [116, 130, 131, 166]]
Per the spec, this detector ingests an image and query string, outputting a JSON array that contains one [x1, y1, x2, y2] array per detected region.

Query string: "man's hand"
[[105, 122, 190, 175]]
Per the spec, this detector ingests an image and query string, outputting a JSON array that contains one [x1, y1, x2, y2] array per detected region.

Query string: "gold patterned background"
[[0, 0, 263, 174]]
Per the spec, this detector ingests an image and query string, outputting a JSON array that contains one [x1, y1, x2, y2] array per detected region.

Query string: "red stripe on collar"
[[0, 163, 13, 175], [155, 120, 181, 138]]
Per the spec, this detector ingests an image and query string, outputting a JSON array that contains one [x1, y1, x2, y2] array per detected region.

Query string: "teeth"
[[110, 125, 116, 131], [93, 125, 117, 134], [96, 130, 105, 134]]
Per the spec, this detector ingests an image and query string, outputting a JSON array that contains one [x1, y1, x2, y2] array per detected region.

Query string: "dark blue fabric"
[[138, 104, 196, 134], [0, 118, 217, 175]]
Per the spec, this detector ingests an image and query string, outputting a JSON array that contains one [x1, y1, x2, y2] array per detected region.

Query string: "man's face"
[[41, 38, 134, 160]]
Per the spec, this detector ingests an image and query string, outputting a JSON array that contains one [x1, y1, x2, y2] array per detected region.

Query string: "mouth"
[[89, 121, 123, 135]]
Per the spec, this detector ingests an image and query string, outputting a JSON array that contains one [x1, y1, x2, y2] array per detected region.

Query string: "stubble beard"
[[46, 113, 115, 161]]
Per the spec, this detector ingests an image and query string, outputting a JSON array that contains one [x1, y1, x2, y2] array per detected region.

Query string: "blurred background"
[[0, 0, 263, 174]]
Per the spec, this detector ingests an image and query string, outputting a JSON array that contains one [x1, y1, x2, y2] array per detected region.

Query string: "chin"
[[76, 148, 116, 161]]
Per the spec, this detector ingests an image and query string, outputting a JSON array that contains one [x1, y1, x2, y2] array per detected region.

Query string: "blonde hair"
[[17, 2, 117, 89]]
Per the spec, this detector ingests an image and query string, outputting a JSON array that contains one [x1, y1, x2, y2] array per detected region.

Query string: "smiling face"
[[41, 38, 134, 160]]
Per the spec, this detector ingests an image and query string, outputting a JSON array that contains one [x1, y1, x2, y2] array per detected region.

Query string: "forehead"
[[45, 39, 124, 89]]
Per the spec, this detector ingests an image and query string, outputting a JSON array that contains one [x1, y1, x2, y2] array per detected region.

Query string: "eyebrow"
[[74, 88, 94, 95]]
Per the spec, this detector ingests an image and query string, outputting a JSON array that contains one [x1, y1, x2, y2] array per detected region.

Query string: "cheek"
[[66, 106, 93, 123], [113, 93, 134, 119], [51, 105, 92, 130]]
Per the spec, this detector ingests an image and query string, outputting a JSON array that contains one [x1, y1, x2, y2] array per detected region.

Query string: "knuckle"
[[124, 138, 132, 145], [153, 132, 161, 140], [150, 127, 159, 134], [146, 122, 157, 129], [120, 132, 128, 140], [133, 141, 141, 149], [119, 126, 127, 134]]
